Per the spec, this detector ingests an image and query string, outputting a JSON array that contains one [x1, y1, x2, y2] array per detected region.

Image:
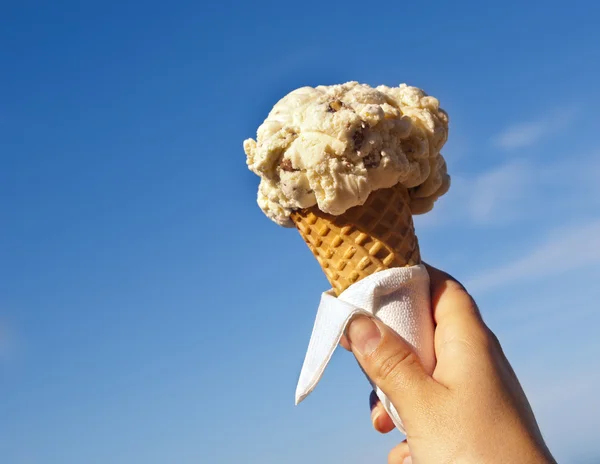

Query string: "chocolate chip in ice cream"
[[352, 124, 366, 150], [280, 158, 296, 172], [401, 138, 416, 155], [243, 82, 450, 227], [363, 152, 381, 169]]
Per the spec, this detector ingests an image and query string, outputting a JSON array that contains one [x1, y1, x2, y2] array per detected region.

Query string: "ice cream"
[[244, 81, 450, 227], [245, 82, 450, 428]]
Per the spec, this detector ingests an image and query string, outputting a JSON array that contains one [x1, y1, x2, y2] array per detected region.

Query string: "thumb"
[[346, 315, 434, 420]]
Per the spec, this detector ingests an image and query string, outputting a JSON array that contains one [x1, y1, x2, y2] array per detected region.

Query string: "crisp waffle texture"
[[291, 183, 421, 296]]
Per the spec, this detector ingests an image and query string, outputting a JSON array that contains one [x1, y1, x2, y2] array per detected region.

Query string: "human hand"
[[343, 264, 556, 464]]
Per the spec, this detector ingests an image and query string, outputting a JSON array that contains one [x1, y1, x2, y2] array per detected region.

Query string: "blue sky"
[[1, 1, 599, 463]]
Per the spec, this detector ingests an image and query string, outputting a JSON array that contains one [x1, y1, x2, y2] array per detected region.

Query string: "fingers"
[[425, 263, 495, 385], [388, 440, 410, 464], [373, 406, 396, 434], [425, 263, 484, 329], [346, 315, 435, 420], [370, 390, 396, 433], [339, 334, 350, 351]]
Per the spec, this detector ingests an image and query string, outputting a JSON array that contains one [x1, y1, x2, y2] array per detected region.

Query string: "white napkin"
[[295, 264, 435, 434]]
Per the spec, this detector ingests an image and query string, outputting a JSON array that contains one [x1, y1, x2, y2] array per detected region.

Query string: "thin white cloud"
[[416, 161, 535, 226], [480, 276, 600, 462], [495, 121, 547, 149], [466, 219, 600, 293], [525, 366, 600, 463], [416, 151, 600, 228], [466, 161, 533, 224], [493, 105, 579, 149]]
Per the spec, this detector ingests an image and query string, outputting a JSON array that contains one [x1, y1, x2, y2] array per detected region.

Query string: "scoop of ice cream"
[[244, 81, 450, 227]]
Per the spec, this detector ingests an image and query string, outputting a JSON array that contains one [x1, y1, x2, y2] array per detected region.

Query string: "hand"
[[343, 264, 556, 464]]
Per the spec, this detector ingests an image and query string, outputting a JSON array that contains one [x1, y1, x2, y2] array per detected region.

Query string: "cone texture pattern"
[[291, 184, 421, 296]]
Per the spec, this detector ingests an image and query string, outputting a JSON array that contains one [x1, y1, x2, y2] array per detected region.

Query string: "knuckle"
[[455, 287, 483, 320], [465, 326, 504, 362], [483, 327, 505, 356], [444, 277, 467, 294], [485, 327, 501, 348], [446, 278, 477, 304], [375, 348, 419, 385], [433, 277, 482, 316], [470, 327, 495, 351]]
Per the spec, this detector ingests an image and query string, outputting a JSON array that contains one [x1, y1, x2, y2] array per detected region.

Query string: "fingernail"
[[403, 457, 412, 464], [347, 315, 381, 356], [369, 390, 378, 411], [371, 410, 382, 430]]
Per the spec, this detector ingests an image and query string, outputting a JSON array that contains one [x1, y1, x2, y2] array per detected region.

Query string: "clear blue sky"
[[1, 1, 600, 463]]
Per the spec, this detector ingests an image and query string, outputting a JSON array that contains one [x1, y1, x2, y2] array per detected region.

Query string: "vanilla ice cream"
[[244, 82, 450, 227]]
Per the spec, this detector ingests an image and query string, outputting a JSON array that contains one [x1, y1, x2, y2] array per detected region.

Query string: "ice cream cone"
[[291, 183, 421, 296]]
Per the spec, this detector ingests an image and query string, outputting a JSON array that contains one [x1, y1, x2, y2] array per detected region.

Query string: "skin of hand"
[[341, 264, 557, 464]]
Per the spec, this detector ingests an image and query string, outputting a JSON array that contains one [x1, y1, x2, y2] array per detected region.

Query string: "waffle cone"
[[291, 183, 421, 296]]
